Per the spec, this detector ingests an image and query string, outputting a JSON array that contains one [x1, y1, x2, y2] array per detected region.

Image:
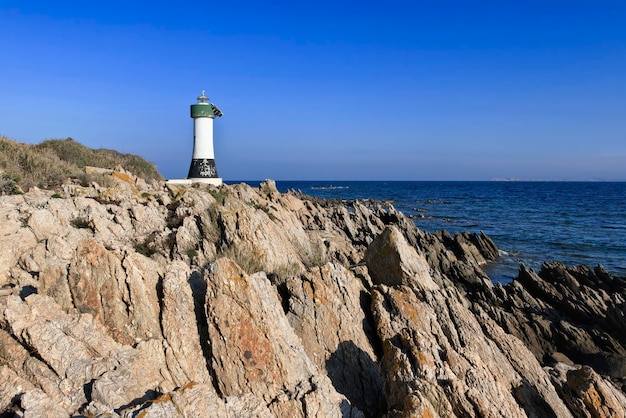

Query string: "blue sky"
[[1, 1, 625, 180]]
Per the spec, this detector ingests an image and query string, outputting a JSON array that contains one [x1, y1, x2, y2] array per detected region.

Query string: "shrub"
[[70, 217, 91, 229], [246, 199, 261, 209], [298, 240, 328, 269], [0, 173, 21, 195], [270, 262, 302, 281], [220, 245, 265, 275], [135, 244, 156, 257], [36, 138, 163, 181], [208, 189, 228, 206]]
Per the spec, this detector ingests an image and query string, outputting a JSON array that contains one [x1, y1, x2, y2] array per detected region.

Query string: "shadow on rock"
[[512, 379, 558, 418], [188, 270, 215, 386], [326, 340, 386, 417]]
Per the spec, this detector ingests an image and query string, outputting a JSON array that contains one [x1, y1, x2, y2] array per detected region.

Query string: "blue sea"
[[232, 181, 626, 283]]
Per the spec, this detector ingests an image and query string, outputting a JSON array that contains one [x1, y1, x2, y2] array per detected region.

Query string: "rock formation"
[[0, 170, 624, 417], [468, 262, 626, 386]]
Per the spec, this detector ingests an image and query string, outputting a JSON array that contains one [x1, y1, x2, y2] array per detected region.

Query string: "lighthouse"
[[186, 91, 223, 185]]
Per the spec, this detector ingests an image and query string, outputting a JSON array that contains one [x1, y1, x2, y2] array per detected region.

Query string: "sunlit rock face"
[[0, 170, 624, 417]]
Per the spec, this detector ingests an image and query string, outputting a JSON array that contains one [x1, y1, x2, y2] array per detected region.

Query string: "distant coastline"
[[491, 177, 626, 182], [229, 179, 626, 184]]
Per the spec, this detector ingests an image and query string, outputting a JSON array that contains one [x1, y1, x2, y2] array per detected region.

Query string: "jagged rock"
[[0, 198, 37, 285], [0, 329, 66, 412], [0, 366, 35, 412], [217, 190, 307, 275], [549, 363, 626, 418], [3, 294, 173, 415], [68, 239, 162, 345], [160, 261, 211, 386], [471, 261, 626, 379], [282, 262, 386, 415], [225, 393, 274, 418], [129, 203, 168, 236], [429, 230, 495, 289], [1, 177, 624, 417], [204, 257, 363, 417], [175, 215, 202, 256], [113, 383, 231, 418], [364, 230, 574, 417], [259, 178, 280, 198], [19, 388, 69, 418], [365, 226, 436, 290], [27, 209, 63, 241], [371, 281, 573, 418]]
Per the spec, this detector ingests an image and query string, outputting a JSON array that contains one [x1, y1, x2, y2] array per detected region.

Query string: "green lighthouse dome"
[[190, 90, 222, 118]]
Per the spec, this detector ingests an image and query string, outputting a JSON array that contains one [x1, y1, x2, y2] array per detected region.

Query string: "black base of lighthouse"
[[187, 158, 219, 178]]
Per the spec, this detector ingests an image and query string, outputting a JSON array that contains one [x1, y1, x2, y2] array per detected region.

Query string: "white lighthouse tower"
[[186, 90, 223, 185]]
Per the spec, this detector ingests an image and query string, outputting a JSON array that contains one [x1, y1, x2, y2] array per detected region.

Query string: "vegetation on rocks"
[[0, 136, 162, 193]]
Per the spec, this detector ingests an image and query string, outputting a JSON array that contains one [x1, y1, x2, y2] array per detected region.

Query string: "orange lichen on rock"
[[237, 317, 276, 383], [111, 170, 133, 184]]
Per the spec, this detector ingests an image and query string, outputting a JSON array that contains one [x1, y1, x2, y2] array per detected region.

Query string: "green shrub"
[[298, 241, 328, 269], [70, 217, 91, 229], [208, 189, 229, 206], [0, 173, 21, 195], [246, 199, 261, 209], [36, 138, 162, 181], [135, 244, 156, 257]]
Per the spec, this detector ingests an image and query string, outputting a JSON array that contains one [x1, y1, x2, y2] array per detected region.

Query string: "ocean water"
[[232, 181, 626, 283]]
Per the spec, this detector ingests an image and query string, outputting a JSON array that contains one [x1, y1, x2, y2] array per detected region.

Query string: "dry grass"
[[270, 262, 303, 281], [0, 136, 162, 194], [36, 138, 162, 180], [220, 244, 266, 275], [298, 240, 328, 269]]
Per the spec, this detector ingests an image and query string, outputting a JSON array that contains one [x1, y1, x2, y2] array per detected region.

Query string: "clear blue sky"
[[1, 1, 625, 180]]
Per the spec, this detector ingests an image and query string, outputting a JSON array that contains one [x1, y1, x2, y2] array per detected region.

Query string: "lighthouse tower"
[[187, 91, 223, 185]]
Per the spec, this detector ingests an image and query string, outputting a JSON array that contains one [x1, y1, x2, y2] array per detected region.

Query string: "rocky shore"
[[1, 169, 625, 417]]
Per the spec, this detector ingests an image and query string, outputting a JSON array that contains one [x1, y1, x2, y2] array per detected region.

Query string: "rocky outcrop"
[[0, 169, 624, 417], [366, 225, 573, 417], [280, 262, 386, 416], [204, 257, 361, 417], [468, 261, 626, 392], [549, 364, 626, 418], [365, 226, 436, 290]]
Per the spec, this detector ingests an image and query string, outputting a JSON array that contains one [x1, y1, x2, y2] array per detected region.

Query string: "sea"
[[230, 181, 626, 284]]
